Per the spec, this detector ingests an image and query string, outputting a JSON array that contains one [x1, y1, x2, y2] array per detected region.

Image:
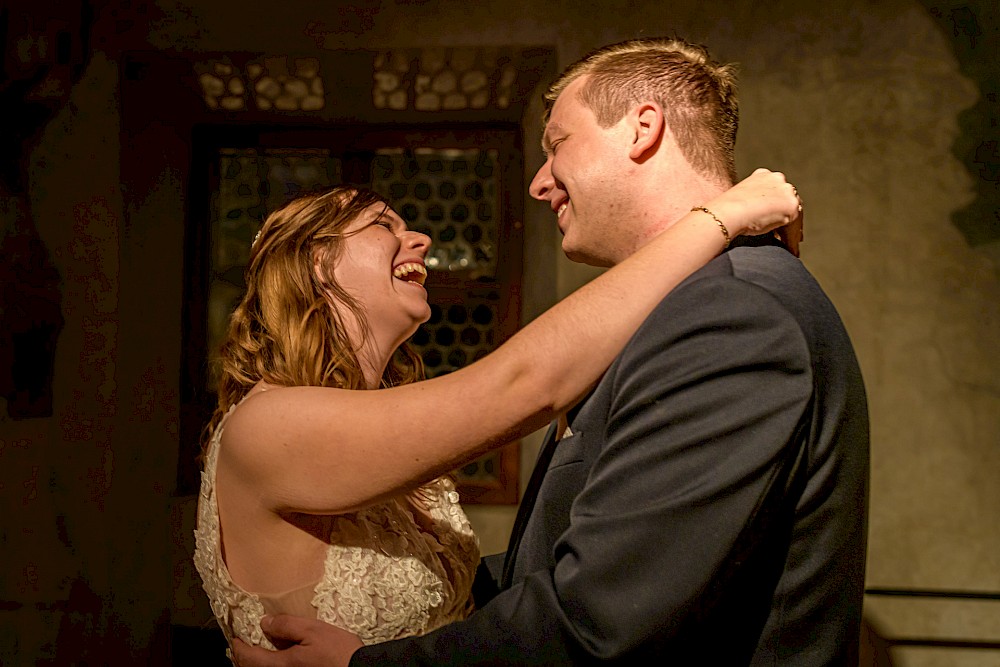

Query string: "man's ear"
[[629, 103, 665, 161]]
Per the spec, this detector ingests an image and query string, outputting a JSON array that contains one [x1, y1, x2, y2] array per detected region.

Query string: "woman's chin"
[[408, 302, 432, 327], [401, 315, 429, 344]]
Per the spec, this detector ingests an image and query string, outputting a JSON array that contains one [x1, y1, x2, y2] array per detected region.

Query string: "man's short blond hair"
[[545, 37, 739, 186]]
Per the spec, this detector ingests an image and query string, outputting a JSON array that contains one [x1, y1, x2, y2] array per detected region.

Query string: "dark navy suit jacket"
[[353, 240, 869, 665]]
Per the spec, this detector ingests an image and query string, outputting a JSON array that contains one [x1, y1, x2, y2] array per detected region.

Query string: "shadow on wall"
[[1, 0, 94, 420], [920, 0, 1000, 249], [0, 194, 64, 420], [861, 617, 895, 667]]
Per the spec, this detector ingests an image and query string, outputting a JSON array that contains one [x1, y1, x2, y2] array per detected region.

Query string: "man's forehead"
[[541, 76, 593, 151]]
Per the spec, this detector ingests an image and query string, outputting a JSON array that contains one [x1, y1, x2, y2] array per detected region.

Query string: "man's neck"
[[616, 179, 731, 264]]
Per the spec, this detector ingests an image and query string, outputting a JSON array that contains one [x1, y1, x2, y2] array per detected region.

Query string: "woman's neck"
[[356, 339, 392, 390]]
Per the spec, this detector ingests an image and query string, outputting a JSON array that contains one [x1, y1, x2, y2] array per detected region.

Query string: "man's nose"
[[529, 158, 554, 201]]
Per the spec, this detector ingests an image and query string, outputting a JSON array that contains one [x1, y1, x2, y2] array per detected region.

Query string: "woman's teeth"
[[557, 202, 568, 218], [393, 262, 427, 286]]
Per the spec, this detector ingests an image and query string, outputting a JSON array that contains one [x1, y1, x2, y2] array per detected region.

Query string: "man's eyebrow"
[[541, 122, 566, 153]]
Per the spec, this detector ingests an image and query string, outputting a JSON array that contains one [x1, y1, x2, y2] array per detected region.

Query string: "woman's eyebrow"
[[388, 210, 408, 231], [377, 211, 407, 232]]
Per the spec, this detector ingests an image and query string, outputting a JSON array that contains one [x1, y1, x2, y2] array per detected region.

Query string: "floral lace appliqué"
[[193, 406, 480, 654]]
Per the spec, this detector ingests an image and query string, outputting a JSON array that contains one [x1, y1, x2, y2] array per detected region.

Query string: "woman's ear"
[[628, 102, 665, 160]]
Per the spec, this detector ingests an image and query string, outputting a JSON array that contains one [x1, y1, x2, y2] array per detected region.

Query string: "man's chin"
[[562, 240, 614, 268]]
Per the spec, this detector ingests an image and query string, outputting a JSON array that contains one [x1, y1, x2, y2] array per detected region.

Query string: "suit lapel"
[[500, 395, 591, 588], [501, 419, 560, 588]]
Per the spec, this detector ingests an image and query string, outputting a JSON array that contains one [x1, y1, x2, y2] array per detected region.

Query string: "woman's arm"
[[223, 169, 801, 514]]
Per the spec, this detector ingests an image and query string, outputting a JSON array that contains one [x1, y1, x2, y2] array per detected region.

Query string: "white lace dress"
[[192, 405, 481, 655]]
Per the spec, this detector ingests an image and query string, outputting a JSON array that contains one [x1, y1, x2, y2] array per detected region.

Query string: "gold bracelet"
[[691, 206, 730, 249]]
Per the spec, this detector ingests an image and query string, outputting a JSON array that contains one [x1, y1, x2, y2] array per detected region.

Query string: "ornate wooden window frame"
[[120, 47, 555, 505]]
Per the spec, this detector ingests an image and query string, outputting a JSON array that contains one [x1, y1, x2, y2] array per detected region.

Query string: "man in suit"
[[234, 36, 869, 666]]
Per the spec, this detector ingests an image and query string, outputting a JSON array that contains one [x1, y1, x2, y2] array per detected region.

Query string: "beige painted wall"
[[3, 0, 998, 664]]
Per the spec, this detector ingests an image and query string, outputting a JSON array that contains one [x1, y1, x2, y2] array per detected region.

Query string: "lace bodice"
[[193, 404, 480, 654]]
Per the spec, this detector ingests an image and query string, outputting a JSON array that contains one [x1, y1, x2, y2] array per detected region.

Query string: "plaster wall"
[[2, 0, 997, 664]]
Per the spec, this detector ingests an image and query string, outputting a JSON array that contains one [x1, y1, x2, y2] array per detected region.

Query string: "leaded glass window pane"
[[207, 148, 341, 389], [411, 298, 497, 379], [188, 130, 519, 504], [371, 148, 498, 278]]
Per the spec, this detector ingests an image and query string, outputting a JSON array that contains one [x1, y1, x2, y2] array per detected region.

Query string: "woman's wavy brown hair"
[[201, 185, 424, 457]]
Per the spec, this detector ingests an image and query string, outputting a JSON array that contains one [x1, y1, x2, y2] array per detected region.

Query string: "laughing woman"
[[193, 170, 800, 656]]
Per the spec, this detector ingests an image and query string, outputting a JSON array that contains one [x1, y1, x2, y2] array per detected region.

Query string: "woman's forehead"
[[352, 202, 405, 228]]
